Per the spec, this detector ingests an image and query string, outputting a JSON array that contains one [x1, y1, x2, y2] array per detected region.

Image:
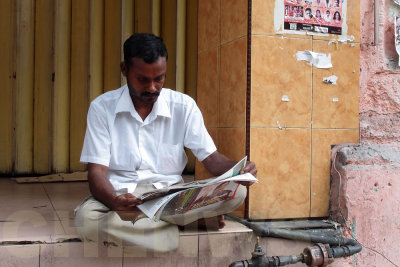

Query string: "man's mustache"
[[141, 92, 160, 97]]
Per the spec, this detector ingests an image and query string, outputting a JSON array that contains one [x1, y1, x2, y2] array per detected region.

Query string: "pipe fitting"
[[303, 243, 334, 266]]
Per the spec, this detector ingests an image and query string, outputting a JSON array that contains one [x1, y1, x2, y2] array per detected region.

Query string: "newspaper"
[[135, 156, 257, 221]]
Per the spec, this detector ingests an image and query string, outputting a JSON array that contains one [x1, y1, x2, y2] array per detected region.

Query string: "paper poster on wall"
[[395, 16, 400, 66], [283, 0, 344, 35]]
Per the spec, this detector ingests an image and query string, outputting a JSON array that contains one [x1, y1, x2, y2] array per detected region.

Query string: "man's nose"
[[147, 81, 157, 93]]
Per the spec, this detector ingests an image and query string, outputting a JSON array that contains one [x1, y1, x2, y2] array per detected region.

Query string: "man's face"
[[305, 9, 311, 18], [121, 57, 167, 105]]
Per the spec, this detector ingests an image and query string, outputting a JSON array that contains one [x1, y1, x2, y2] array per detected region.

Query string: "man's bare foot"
[[186, 215, 226, 230]]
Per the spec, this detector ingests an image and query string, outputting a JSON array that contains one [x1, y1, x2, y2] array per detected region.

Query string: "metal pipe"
[[227, 214, 362, 265]]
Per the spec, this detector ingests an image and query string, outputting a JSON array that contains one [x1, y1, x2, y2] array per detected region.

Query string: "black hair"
[[334, 11, 341, 20], [123, 33, 168, 69]]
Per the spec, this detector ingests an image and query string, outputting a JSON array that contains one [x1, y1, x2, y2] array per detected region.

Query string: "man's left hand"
[[237, 161, 257, 186]]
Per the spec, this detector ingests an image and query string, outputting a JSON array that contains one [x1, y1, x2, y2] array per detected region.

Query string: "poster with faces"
[[395, 16, 400, 66], [284, 0, 344, 35]]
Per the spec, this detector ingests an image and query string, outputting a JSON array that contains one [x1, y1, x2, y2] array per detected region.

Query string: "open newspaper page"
[[156, 180, 241, 221], [137, 156, 248, 202], [137, 157, 257, 221]]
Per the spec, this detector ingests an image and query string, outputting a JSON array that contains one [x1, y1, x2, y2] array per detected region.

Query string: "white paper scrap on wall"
[[332, 97, 339, 102], [281, 95, 290, 102], [296, 51, 333, 69], [323, 75, 338, 84]]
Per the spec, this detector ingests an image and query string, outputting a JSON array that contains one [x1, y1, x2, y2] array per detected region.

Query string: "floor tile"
[[43, 181, 90, 220], [40, 242, 123, 267], [0, 219, 64, 242], [0, 179, 54, 221], [123, 235, 198, 267], [198, 231, 255, 267], [0, 244, 39, 267], [59, 219, 79, 236]]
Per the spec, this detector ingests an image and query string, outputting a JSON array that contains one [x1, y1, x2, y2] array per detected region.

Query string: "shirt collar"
[[114, 85, 171, 121], [152, 90, 171, 119]]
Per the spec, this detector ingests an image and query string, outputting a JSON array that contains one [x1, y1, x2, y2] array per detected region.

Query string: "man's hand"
[[240, 161, 257, 176], [111, 193, 143, 211], [238, 161, 257, 187]]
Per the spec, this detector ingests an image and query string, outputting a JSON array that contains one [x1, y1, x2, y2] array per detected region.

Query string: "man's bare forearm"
[[87, 163, 142, 211], [202, 151, 258, 178], [87, 163, 117, 209], [201, 151, 237, 176]]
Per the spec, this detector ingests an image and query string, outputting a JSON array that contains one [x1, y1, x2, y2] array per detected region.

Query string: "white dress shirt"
[[80, 85, 217, 193]]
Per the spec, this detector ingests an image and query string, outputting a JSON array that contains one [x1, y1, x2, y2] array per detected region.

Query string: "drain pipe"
[[227, 214, 362, 266]]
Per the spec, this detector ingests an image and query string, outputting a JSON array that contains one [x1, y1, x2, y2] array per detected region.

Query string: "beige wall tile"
[[198, 48, 219, 127], [195, 127, 218, 180], [221, 0, 248, 43], [252, 0, 275, 35], [198, 0, 220, 53], [346, 0, 360, 42], [312, 40, 359, 129], [249, 128, 311, 219], [311, 129, 359, 217], [217, 128, 246, 161], [251, 36, 313, 128], [220, 37, 247, 127]]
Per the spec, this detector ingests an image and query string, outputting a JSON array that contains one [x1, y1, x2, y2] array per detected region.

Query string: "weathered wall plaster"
[[360, 0, 400, 144], [329, 144, 400, 266], [328, 1, 400, 266]]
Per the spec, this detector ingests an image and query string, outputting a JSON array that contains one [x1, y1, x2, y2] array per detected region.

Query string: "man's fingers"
[[236, 181, 255, 187], [239, 161, 257, 177], [116, 194, 142, 206]]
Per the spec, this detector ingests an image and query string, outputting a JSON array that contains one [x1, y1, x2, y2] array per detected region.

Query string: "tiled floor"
[[0, 178, 257, 267]]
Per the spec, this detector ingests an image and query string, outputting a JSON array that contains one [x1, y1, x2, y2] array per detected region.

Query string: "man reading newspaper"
[[74, 33, 257, 252]]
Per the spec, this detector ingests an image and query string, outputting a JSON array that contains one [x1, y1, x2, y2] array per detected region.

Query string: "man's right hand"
[[111, 193, 143, 211]]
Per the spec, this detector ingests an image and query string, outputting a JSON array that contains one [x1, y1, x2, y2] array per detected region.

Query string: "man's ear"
[[120, 61, 127, 76]]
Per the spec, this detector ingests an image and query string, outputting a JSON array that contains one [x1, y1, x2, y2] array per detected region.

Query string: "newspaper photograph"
[[135, 156, 257, 221], [284, 0, 344, 35]]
